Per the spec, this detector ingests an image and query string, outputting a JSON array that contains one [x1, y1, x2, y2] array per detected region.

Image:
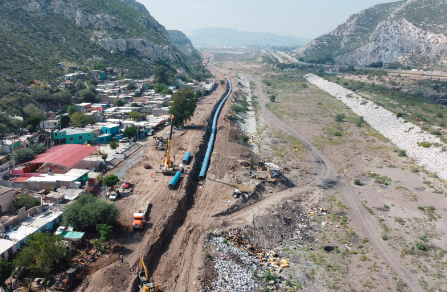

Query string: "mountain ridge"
[[189, 27, 309, 48], [293, 0, 447, 69]]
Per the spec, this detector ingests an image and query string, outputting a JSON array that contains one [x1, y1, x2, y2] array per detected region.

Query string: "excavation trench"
[[129, 83, 231, 291]]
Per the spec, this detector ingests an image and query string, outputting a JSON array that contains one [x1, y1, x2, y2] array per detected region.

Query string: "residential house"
[[53, 128, 95, 145], [90, 70, 106, 80], [102, 125, 120, 135], [64, 72, 86, 81], [31, 80, 50, 91], [39, 119, 59, 129], [62, 81, 75, 89], [74, 103, 92, 112]]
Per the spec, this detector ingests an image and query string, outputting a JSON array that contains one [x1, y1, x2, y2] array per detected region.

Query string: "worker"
[[120, 255, 123, 262]]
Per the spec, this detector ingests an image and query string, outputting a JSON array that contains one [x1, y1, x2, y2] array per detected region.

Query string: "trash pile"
[[203, 230, 290, 291]]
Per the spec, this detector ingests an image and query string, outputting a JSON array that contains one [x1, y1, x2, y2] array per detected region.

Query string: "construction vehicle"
[[139, 254, 158, 292], [53, 267, 80, 291], [133, 211, 146, 229], [162, 115, 176, 175]]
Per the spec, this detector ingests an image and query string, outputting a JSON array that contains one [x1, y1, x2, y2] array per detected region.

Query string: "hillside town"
[[0, 66, 216, 279]]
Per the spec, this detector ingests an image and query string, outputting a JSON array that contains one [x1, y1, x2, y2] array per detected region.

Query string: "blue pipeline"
[[168, 171, 182, 190], [182, 152, 191, 164], [199, 76, 232, 180]]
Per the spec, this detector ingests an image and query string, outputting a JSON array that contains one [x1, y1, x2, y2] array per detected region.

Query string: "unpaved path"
[[242, 74, 423, 292]]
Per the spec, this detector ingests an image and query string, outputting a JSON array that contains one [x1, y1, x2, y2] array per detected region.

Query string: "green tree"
[[270, 95, 276, 102], [129, 111, 140, 121], [25, 115, 40, 128], [14, 148, 35, 164], [96, 224, 113, 242], [13, 232, 71, 277], [31, 90, 52, 102], [124, 126, 138, 137], [76, 89, 96, 102], [70, 112, 95, 127], [128, 83, 136, 90], [103, 174, 119, 188], [335, 113, 346, 122], [92, 61, 107, 72], [13, 193, 41, 211], [195, 91, 203, 98], [63, 195, 118, 230], [59, 115, 70, 129], [154, 65, 168, 84], [160, 87, 173, 95], [220, 80, 225, 86], [30, 143, 47, 155], [75, 79, 86, 90], [131, 102, 140, 107], [67, 105, 77, 117], [23, 104, 45, 120], [109, 141, 119, 152], [115, 100, 124, 107], [155, 83, 166, 93], [169, 88, 198, 126], [101, 154, 108, 161], [52, 90, 72, 105], [0, 259, 12, 288]]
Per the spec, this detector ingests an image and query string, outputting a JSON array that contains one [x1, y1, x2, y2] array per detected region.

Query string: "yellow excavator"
[[139, 254, 158, 292], [162, 115, 175, 175]]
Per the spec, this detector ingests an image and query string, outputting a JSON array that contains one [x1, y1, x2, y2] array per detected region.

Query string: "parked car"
[[190, 123, 196, 128], [121, 137, 130, 143], [122, 182, 132, 189], [147, 130, 154, 136], [109, 191, 118, 201], [167, 130, 174, 135]]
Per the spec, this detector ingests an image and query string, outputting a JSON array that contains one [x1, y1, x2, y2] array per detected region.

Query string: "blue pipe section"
[[199, 76, 232, 180], [168, 171, 182, 190], [182, 152, 191, 165]]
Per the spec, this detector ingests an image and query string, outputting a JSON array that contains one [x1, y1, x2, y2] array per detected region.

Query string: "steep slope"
[[0, 0, 208, 96], [293, 0, 447, 68], [168, 30, 201, 61], [189, 27, 308, 48]]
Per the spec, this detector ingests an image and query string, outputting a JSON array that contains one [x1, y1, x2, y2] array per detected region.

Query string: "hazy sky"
[[140, 0, 401, 39]]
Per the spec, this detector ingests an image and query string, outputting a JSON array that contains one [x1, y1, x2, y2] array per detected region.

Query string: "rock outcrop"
[[97, 38, 177, 61], [26, 0, 125, 30], [293, 0, 447, 69]]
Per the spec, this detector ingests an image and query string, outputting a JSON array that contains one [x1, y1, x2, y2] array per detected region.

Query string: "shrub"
[[360, 255, 367, 261], [264, 270, 278, 283], [382, 235, 389, 240], [397, 150, 406, 157], [356, 116, 365, 127], [416, 242, 427, 251], [431, 130, 442, 135], [418, 141, 431, 148], [354, 178, 362, 186], [241, 135, 249, 144], [334, 113, 346, 122], [396, 112, 403, 118], [333, 131, 343, 136]]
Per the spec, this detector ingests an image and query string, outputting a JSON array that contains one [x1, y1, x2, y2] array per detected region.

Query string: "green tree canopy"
[[14, 148, 35, 164], [92, 61, 107, 72], [67, 105, 76, 116], [0, 259, 12, 288], [103, 174, 119, 188], [124, 126, 138, 137], [76, 89, 96, 103], [169, 88, 198, 126], [70, 112, 95, 127], [220, 80, 225, 86], [131, 102, 140, 107], [154, 83, 166, 93], [31, 90, 52, 102], [52, 90, 72, 105], [109, 141, 119, 151], [97, 224, 113, 242], [13, 232, 71, 278], [63, 195, 118, 230], [160, 87, 173, 95], [115, 100, 124, 107], [59, 115, 70, 129], [23, 104, 45, 120], [25, 115, 40, 128], [13, 193, 40, 212], [129, 111, 140, 121], [30, 143, 47, 155], [195, 91, 203, 98]]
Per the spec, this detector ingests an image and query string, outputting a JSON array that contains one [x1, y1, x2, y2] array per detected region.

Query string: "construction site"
[[63, 51, 447, 292]]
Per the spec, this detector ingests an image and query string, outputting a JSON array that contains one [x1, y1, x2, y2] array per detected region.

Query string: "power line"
[[190, 0, 331, 31]]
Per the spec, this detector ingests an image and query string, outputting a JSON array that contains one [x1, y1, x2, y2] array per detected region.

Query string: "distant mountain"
[[189, 28, 309, 48], [292, 0, 447, 69]]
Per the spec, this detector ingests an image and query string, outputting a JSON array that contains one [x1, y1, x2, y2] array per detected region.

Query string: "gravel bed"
[[305, 73, 447, 181]]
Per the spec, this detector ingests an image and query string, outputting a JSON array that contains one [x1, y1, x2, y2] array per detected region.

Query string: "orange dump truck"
[[132, 211, 146, 229]]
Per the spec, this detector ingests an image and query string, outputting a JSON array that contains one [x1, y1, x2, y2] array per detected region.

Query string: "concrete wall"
[[0, 189, 16, 214]]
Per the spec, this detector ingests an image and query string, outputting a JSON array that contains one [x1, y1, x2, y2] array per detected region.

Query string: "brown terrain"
[[74, 51, 447, 292]]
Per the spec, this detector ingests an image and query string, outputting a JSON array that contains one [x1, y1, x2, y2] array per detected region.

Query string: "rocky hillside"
[[0, 0, 205, 100], [293, 0, 447, 69]]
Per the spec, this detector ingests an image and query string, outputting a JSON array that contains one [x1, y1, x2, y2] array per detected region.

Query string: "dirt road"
[[246, 75, 423, 292]]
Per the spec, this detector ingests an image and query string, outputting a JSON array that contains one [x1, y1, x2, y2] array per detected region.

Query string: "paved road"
[[238, 75, 424, 292]]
